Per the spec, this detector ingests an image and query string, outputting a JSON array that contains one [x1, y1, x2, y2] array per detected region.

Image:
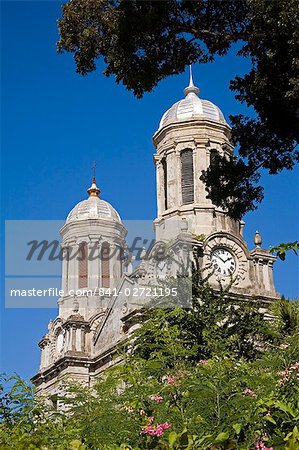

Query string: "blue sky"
[[1, 1, 298, 380]]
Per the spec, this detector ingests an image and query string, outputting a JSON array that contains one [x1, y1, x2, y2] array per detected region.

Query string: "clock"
[[211, 248, 236, 277], [156, 258, 168, 280], [205, 235, 248, 286]]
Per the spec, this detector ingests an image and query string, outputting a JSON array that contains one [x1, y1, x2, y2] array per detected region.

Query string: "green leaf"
[[69, 440, 85, 450], [146, 360, 162, 370], [179, 428, 189, 447], [264, 415, 276, 425], [274, 401, 297, 417], [168, 431, 178, 448], [233, 423, 242, 434], [196, 435, 213, 445], [215, 431, 229, 443]]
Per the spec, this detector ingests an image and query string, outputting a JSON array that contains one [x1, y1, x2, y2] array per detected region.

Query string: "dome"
[[158, 68, 227, 130], [66, 197, 121, 223], [66, 177, 121, 223]]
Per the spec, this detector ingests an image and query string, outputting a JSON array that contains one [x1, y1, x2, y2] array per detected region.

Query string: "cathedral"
[[31, 70, 279, 398]]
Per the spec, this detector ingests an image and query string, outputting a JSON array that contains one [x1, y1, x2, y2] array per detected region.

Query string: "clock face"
[[156, 258, 168, 280], [211, 248, 236, 277]]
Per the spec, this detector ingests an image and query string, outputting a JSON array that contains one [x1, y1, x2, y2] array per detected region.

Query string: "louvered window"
[[78, 243, 88, 289], [101, 242, 110, 288], [210, 149, 219, 166], [162, 158, 168, 210], [181, 149, 194, 204]]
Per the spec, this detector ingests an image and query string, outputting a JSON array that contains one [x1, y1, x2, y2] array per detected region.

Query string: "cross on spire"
[[92, 160, 96, 182], [87, 161, 100, 198]]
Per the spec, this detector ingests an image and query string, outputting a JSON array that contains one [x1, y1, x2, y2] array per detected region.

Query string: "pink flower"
[[197, 359, 208, 365], [278, 369, 290, 376], [150, 394, 163, 403], [142, 425, 156, 436], [278, 369, 291, 384], [242, 388, 257, 398], [155, 425, 164, 436], [280, 343, 289, 349], [141, 420, 170, 437], [255, 442, 273, 450], [255, 434, 273, 450], [166, 375, 176, 385]]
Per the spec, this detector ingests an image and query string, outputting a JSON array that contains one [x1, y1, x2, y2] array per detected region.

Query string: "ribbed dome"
[[158, 68, 227, 130], [66, 176, 121, 223], [66, 196, 121, 223]]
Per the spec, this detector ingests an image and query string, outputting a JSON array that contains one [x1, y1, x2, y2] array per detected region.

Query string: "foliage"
[[270, 241, 299, 261], [57, 0, 299, 219], [272, 298, 299, 336], [1, 334, 299, 449], [131, 267, 277, 364]]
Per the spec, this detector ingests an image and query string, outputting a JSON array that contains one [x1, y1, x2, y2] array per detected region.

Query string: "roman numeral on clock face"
[[211, 248, 236, 277]]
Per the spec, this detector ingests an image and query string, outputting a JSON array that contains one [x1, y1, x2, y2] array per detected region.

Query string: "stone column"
[[81, 325, 85, 353], [155, 159, 165, 217], [253, 260, 259, 287], [176, 150, 182, 206], [71, 325, 76, 351], [39, 338, 50, 369], [61, 246, 69, 295], [268, 261, 275, 293], [263, 261, 270, 291], [67, 325, 73, 352], [258, 259, 264, 290], [192, 147, 197, 202], [239, 221, 245, 237], [75, 326, 82, 352], [40, 343, 46, 369]]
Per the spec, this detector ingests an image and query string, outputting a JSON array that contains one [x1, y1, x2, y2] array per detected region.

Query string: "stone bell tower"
[[32, 175, 127, 396], [152, 68, 279, 300], [153, 67, 239, 241]]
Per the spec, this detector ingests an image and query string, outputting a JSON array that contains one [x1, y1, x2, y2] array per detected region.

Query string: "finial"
[[92, 160, 96, 182], [184, 65, 200, 96], [87, 161, 100, 197], [254, 230, 262, 248]]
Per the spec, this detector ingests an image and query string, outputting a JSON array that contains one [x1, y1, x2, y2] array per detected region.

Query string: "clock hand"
[[223, 257, 233, 263], [214, 255, 226, 263]]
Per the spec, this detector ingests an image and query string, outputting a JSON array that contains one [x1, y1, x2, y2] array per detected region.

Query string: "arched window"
[[181, 149, 194, 204], [101, 242, 110, 288], [162, 158, 168, 210], [210, 149, 219, 166], [78, 242, 88, 289]]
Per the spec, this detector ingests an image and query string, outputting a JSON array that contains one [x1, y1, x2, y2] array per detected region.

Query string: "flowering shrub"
[[150, 395, 164, 403], [242, 387, 257, 397], [1, 293, 299, 449], [141, 417, 170, 436]]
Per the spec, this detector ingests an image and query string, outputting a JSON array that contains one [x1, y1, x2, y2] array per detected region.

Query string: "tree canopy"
[[57, 0, 299, 219]]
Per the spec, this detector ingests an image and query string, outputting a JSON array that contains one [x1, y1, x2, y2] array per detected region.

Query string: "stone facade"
[[31, 72, 279, 399]]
